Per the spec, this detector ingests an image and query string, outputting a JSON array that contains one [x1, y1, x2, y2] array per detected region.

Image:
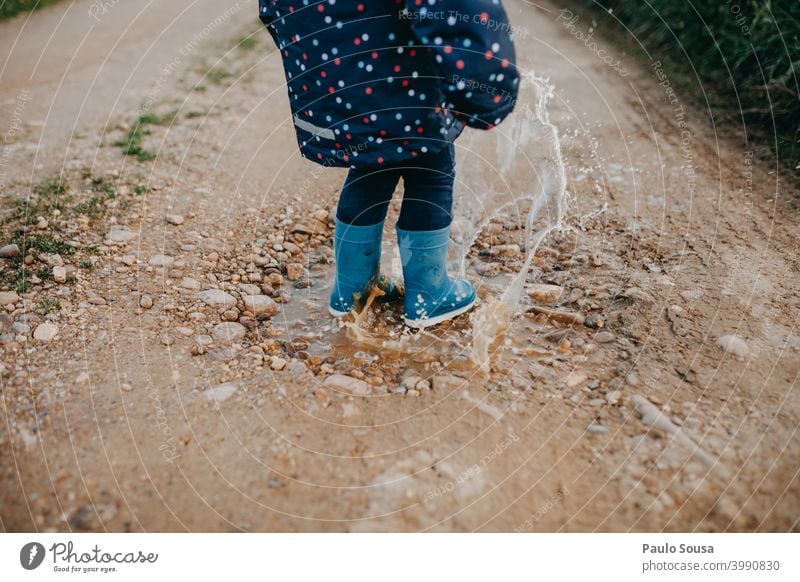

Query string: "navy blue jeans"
[[336, 144, 455, 231]]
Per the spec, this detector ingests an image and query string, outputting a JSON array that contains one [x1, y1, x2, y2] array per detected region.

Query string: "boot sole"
[[329, 306, 351, 317], [404, 297, 477, 329]]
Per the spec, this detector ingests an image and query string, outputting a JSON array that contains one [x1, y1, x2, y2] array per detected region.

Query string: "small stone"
[[121, 382, 133, 392], [166, 214, 185, 225], [323, 374, 371, 396], [586, 423, 608, 434], [605, 390, 622, 405], [476, 262, 501, 277], [160, 334, 174, 346], [196, 334, 213, 347], [149, 255, 174, 268], [0, 244, 20, 258], [432, 375, 464, 391], [238, 283, 261, 296], [242, 294, 279, 317], [139, 294, 153, 309], [52, 265, 67, 283], [407, 388, 421, 397], [286, 262, 305, 281], [179, 277, 201, 290], [415, 379, 431, 391], [565, 371, 587, 388], [0, 291, 20, 306], [680, 289, 703, 301], [212, 322, 246, 342], [594, 331, 615, 343], [33, 322, 58, 341], [105, 226, 137, 243], [584, 313, 604, 329], [270, 356, 287, 371], [495, 243, 521, 257], [203, 382, 237, 402], [197, 289, 237, 308], [716, 335, 749, 358], [527, 284, 564, 303]]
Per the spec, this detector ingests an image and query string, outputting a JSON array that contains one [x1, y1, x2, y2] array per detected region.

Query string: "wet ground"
[[1, 0, 798, 531]]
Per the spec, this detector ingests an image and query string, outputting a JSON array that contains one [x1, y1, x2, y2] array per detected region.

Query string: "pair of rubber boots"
[[328, 219, 476, 328]]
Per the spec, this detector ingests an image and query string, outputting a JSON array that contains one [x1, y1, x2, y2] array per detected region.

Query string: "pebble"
[[0, 291, 20, 306], [0, 244, 20, 258], [197, 289, 236, 308], [527, 284, 564, 303], [212, 322, 246, 342], [52, 265, 67, 283], [476, 262, 501, 277], [196, 334, 213, 347], [323, 374, 371, 396], [238, 283, 261, 296], [139, 294, 153, 309], [242, 294, 279, 317], [605, 390, 622, 405], [166, 214, 185, 225], [716, 335, 749, 358], [680, 289, 703, 301], [586, 423, 609, 434], [203, 382, 238, 402], [149, 255, 174, 268], [285, 262, 305, 281], [594, 331, 615, 343], [105, 226, 137, 243], [33, 322, 58, 341], [270, 356, 287, 371], [179, 277, 201, 290], [565, 371, 587, 388]]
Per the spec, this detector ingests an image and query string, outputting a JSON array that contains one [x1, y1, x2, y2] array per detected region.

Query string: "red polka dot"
[[371, 51, 379, 59], [485, 50, 493, 60], [456, 60, 465, 70], [377, 157, 384, 164], [354, 38, 361, 45], [365, 87, 373, 95], [493, 95, 502, 103], [317, 4, 324, 12], [393, 65, 401, 73], [444, 45, 452, 54], [501, 58, 509, 68], [320, 70, 327, 78], [480, 12, 489, 24], [334, 58, 341, 65], [363, 117, 369, 124]]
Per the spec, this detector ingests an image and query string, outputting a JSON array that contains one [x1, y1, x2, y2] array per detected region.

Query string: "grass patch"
[[206, 67, 235, 85], [38, 297, 61, 314], [114, 109, 177, 162], [565, 1, 800, 179], [237, 35, 258, 50], [0, 0, 63, 21]]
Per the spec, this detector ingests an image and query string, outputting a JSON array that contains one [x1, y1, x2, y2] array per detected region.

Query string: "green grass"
[[565, 0, 799, 176], [237, 35, 258, 51], [114, 110, 177, 161], [0, 0, 63, 21], [38, 297, 61, 314]]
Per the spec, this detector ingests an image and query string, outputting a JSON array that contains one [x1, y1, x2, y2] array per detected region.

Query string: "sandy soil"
[[1, 0, 798, 532]]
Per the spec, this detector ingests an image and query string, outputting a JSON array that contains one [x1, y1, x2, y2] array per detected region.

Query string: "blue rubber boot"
[[329, 219, 399, 316], [397, 225, 477, 328]]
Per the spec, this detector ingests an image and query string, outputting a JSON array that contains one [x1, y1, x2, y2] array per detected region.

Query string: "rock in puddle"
[[323, 374, 371, 396], [527, 284, 564, 303]]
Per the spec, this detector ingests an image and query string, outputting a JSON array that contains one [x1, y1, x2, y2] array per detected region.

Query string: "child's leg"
[[329, 167, 402, 316], [396, 144, 455, 231], [337, 167, 401, 226], [394, 144, 476, 328]]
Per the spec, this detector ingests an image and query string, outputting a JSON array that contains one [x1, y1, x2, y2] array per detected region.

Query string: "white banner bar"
[[1, 534, 797, 581]]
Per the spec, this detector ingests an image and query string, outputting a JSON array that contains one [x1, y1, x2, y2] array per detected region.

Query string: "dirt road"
[[1, 0, 798, 532]]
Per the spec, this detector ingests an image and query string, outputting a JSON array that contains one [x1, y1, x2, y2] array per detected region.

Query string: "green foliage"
[[568, 0, 799, 170], [0, 0, 62, 21]]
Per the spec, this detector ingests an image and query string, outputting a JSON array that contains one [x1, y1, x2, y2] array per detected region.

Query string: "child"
[[259, 0, 519, 328]]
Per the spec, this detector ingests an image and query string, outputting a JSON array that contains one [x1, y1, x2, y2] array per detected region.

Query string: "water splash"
[[317, 75, 567, 371], [453, 75, 568, 371]]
